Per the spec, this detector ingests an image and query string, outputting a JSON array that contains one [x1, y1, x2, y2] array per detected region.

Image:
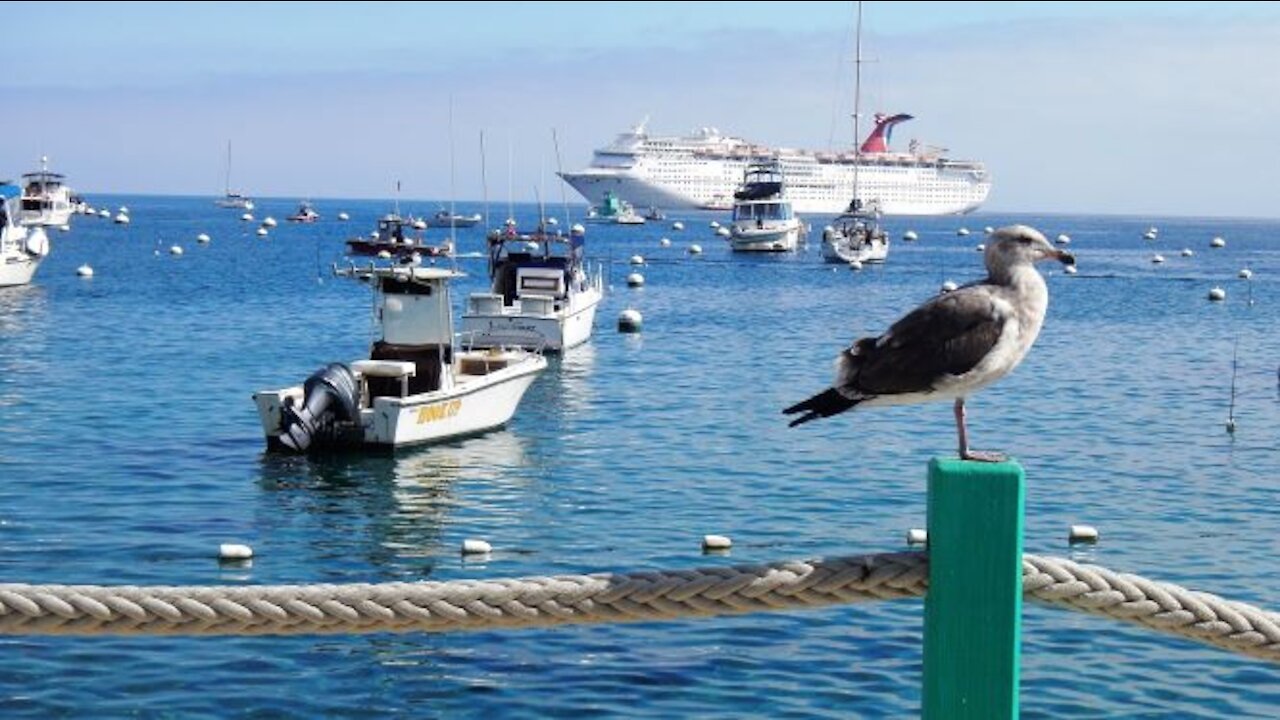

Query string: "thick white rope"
[[1, 553, 1277, 663]]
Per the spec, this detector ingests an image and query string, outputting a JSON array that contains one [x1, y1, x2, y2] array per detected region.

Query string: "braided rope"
[[1, 553, 1277, 663]]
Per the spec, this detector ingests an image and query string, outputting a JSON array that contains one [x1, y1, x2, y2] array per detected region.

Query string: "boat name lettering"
[[416, 399, 462, 424]]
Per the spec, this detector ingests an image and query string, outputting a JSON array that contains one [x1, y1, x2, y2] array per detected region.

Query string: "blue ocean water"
[[0, 196, 1276, 717]]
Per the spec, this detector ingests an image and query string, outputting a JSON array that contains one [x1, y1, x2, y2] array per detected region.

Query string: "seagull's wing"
[[847, 284, 1008, 395]]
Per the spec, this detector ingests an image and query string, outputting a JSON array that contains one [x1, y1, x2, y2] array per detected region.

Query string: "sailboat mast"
[[224, 141, 232, 196], [851, 1, 864, 206]]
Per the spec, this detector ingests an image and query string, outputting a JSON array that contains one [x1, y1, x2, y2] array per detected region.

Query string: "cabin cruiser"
[[19, 156, 75, 228], [0, 183, 51, 287], [728, 160, 803, 252], [345, 214, 450, 258], [287, 201, 320, 223], [253, 260, 547, 452], [425, 209, 482, 228], [821, 198, 889, 264], [460, 220, 603, 351], [584, 190, 645, 225]]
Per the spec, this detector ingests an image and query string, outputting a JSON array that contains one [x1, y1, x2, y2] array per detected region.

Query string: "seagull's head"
[[985, 225, 1075, 277]]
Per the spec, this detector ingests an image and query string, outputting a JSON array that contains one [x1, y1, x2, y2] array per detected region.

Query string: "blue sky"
[[6, 1, 1280, 216]]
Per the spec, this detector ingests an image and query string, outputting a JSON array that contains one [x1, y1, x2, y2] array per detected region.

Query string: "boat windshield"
[[734, 202, 792, 221]]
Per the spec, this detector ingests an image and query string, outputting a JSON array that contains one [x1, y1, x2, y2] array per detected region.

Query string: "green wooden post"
[[923, 457, 1025, 719]]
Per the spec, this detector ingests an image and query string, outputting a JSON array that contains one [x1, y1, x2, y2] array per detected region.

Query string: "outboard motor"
[[277, 363, 361, 452]]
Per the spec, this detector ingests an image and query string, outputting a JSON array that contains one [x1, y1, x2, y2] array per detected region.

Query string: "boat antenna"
[[224, 140, 232, 197], [394, 179, 401, 218], [447, 94, 458, 261], [851, 0, 864, 210], [507, 134, 515, 226], [480, 130, 490, 232], [552, 128, 571, 230]]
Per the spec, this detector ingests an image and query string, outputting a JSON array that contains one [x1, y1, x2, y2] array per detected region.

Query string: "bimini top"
[[0, 183, 20, 201]]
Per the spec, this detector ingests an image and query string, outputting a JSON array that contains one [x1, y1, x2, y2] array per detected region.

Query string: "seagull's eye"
[[1017, 236, 1033, 245]]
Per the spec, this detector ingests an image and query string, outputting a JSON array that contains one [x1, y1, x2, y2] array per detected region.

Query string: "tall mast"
[[224, 141, 232, 196], [851, 1, 864, 207]]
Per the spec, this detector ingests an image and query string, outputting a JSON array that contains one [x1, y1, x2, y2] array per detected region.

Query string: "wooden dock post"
[[923, 458, 1025, 719]]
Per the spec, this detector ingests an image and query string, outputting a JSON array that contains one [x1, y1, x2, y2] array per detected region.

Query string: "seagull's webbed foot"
[[960, 449, 1007, 463]]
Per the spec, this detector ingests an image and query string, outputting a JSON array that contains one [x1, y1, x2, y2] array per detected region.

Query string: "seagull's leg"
[[954, 397, 1006, 463]]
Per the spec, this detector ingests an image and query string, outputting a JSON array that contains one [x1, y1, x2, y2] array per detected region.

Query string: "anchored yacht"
[[1, 183, 51, 287]]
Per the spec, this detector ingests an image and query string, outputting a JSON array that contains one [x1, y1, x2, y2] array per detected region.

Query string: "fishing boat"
[[345, 214, 450, 258], [19, 156, 75, 228], [253, 261, 547, 452], [820, 2, 891, 265], [460, 220, 603, 351], [0, 183, 51, 288], [583, 190, 645, 225], [728, 160, 803, 252], [287, 201, 320, 223], [424, 209, 482, 228]]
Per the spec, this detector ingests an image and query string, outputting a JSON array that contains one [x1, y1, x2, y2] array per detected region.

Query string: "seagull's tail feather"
[[783, 388, 859, 427]]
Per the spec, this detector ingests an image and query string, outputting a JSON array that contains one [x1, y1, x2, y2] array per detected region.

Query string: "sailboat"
[[821, 1, 890, 265], [214, 141, 255, 210]]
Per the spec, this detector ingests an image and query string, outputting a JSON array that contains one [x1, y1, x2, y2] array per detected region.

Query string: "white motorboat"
[[425, 209, 482, 228], [286, 200, 320, 223], [0, 183, 51, 288], [214, 141, 255, 210], [19, 156, 75, 228], [253, 262, 547, 452], [460, 220, 604, 351], [728, 160, 803, 252], [583, 190, 646, 225], [821, 3, 890, 266]]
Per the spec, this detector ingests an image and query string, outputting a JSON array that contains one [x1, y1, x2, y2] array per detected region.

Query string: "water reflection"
[[0, 285, 48, 410]]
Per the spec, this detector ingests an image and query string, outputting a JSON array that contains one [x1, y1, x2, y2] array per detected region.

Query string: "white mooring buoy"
[[1151, 254, 1165, 264], [688, 244, 703, 255], [629, 254, 645, 265], [956, 227, 970, 237], [1210, 236, 1226, 248], [1208, 287, 1226, 301], [940, 280, 958, 293], [197, 232, 211, 243], [976, 244, 986, 252], [617, 308, 643, 333], [702, 534, 733, 551], [219, 543, 254, 560], [461, 538, 492, 555], [671, 221, 685, 231], [984, 226, 994, 235], [76, 264, 94, 278], [262, 216, 278, 228], [1063, 264, 1078, 275], [337, 212, 350, 221], [1239, 268, 1253, 280], [1180, 248, 1193, 257], [169, 245, 183, 256], [849, 259, 863, 271], [709, 220, 720, 230], [626, 272, 645, 287], [1068, 525, 1099, 545], [241, 213, 254, 222], [256, 227, 268, 237], [715, 227, 731, 238], [571, 223, 585, 236], [1056, 234, 1071, 245], [659, 237, 671, 247], [902, 230, 918, 242], [906, 529, 928, 546]]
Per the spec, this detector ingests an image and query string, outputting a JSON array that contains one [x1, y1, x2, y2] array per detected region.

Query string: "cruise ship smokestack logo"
[[859, 113, 914, 154]]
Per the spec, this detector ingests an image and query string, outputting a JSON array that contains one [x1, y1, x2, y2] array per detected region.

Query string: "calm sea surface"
[[1, 196, 1277, 717]]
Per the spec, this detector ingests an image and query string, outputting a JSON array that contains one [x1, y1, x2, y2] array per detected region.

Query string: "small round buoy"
[[58, 224, 71, 233], [1151, 254, 1165, 264], [849, 259, 863, 271], [709, 220, 720, 229], [1056, 234, 1070, 245], [629, 254, 645, 265], [715, 227, 731, 238], [76, 264, 94, 278], [906, 529, 927, 546], [1064, 264, 1078, 275], [262, 217, 277, 228], [975, 244, 985, 252], [671, 221, 685, 231], [241, 213, 254, 222], [1180, 248, 1193, 257], [256, 227, 268, 237], [1208, 287, 1226, 301], [1226, 418, 1237, 434], [413, 219, 427, 230], [688, 244, 703, 255], [98, 209, 110, 218], [1239, 268, 1253, 279], [1143, 230, 1157, 241], [113, 213, 130, 224], [956, 227, 970, 236], [1210, 236, 1225, 248], [626, 272, 645, 287], [169, 245, 183, 255], [219, 543, 254, 560], [983, 226, 994, 235], [617, 308, 642, 333], [197, 232, 211, 243], [902, 230, 918, 242], [1068, 525, 1099, 545], [702, 534, 732, 551], [659, 237, 671, 247], [377, 250, 392, 259], [461, 538, 492, 555], [571, 223, 585, 236], [337, 212, 350, 221], [546, 217, 559, 226], [940, 280, 958, 293]]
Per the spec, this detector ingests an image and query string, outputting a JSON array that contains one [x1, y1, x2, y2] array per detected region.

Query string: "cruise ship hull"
[[560, 163, 988, 216]]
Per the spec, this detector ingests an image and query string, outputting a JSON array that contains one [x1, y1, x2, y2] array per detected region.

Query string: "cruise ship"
[[558, 114, 991, 216]]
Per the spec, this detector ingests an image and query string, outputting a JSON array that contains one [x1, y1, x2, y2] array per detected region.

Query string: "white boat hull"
[[253, 354, 546, 449], [821, 234, 889, 264], [0, 254, 42, 287], [729, 221, 802, 252], [461, 284, 603, 352]]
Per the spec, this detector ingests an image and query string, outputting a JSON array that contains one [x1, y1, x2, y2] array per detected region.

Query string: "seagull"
[[783, 225, 1075, 461]]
